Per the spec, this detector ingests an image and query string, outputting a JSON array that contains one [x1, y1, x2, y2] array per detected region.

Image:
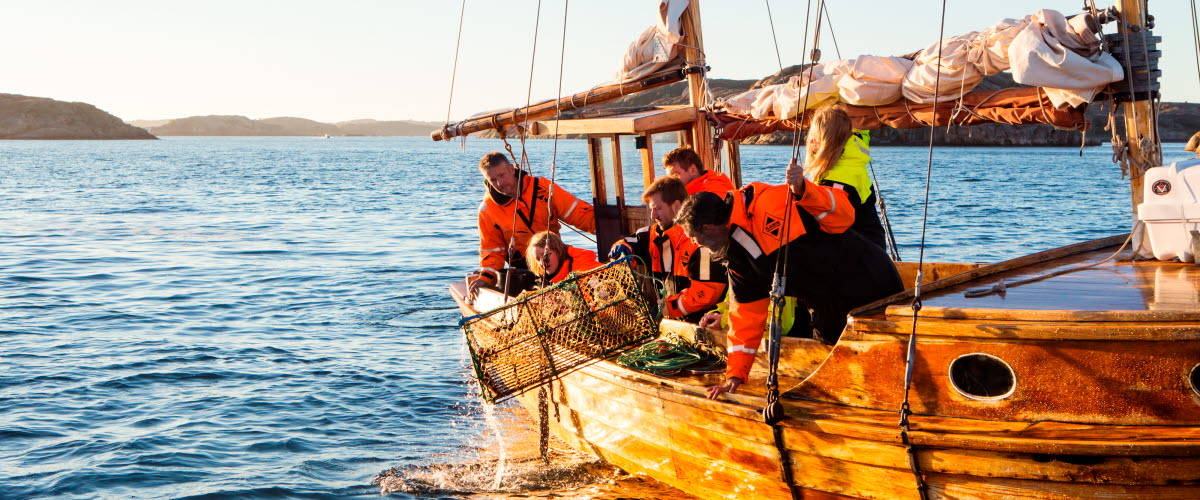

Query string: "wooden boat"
[[440, 1, 1200, 498]]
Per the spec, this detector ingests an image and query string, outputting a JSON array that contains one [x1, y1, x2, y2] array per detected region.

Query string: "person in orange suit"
[[468, 152, 595, 301], [663, 147, 735, 196], [525, 231, 601, 286], [676, 159, 902, 400], [610, 176, 725, 323]]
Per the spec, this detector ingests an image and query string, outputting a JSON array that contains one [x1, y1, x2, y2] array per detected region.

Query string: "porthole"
[[949, 353, 1016, 401], [1189, 364, 1200, 398]]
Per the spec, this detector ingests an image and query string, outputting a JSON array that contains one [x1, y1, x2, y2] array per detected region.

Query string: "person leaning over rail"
[[468, 151, 596, 302], [663, 147, 735, 196], [677, 159, 903, 400], [609, 176, 725, 323], [525, 231, 602, 287], [806, 104, 887, 250]]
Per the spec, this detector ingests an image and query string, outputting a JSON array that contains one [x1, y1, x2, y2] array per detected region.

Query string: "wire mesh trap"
[[460, 258, 659, 403]]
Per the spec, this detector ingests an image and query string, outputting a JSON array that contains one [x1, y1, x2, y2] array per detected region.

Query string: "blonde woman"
[[525, 231, 602, 287], [806, 104, 887, 250]]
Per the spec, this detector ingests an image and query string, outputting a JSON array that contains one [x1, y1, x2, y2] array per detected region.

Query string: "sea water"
[[1, 136, 1189, 499]]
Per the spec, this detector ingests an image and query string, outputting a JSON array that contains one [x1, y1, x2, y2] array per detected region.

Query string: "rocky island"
[[0, 94, 156, 140]]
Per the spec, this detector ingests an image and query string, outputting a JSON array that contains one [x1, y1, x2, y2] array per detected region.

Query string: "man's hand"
[[467, 277, 489, 305], [698, 311, 723, 329], [706, 376, 743, 400], [785, 157, 806, 197], [609, 241, 633, 261]]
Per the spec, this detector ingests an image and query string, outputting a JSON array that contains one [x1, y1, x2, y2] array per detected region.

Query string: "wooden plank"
[[623, 205, 651, 236], [929, 471, 1199, 499], [886, 306, 1200, 322], [792, 336, 1200, 426], [610, 134, 624, 202], [639, 132, 655, 190], [588, 136, 609, 205], [853, 235, 1129, 316], [851, 316, 1200, 341], [530, 107, 698, 136], [726, 140, 743, 187], [894, 261, 986, 289], [921, 448, 1200, 485]]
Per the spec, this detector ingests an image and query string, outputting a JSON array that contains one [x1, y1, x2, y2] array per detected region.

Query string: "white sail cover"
[[615, 0, 690, 83], [721, 9, 1123, 120]]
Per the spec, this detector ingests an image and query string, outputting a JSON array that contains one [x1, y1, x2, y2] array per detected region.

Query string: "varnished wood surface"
[[884, 238, 1200, 321], [449, 242, 1200, 499], [531, 106, 697, 136], [514, 358, 1200, 500]]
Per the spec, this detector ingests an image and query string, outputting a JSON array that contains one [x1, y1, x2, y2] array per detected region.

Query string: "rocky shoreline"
[[0, 94, 155, 140]]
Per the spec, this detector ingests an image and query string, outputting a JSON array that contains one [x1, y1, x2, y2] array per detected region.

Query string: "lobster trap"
[[460, 258, 659, 403]]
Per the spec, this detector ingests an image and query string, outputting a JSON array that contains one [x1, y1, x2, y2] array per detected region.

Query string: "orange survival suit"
[[621, 223, 724, 323], [684, 169, 736, 196], [722, 180, 902, 383], [476, 171, 595, 286], [543, 246, 603, 286]]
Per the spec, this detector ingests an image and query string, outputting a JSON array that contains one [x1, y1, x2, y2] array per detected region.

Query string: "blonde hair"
[[804, 104, 853, 182], [525, 231, 568, 277], [1187, 133, 1200, 156]]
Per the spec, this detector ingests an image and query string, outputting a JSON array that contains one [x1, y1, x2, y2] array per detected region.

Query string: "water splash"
[[481, 400, 507, 490]]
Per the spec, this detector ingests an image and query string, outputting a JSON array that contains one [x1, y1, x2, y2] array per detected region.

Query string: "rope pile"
[[614, 333, 725, 376]]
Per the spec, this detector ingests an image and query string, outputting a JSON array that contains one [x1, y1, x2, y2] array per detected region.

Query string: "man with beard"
[[468, 151, 595, 301], [676, 159, 902, 399], [611, 176, 724, 323]]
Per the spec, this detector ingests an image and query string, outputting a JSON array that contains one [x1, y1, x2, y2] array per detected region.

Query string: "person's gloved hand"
[[608, 241, 633, 260]]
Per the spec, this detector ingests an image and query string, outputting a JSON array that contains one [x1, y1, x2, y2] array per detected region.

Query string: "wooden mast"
[[1116, 0, 1160, 211], [679, 0, 715, 172]]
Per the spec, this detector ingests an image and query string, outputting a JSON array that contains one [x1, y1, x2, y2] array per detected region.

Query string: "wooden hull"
[[512, 360, 1200, 500], [451, 236, 1200, 499]]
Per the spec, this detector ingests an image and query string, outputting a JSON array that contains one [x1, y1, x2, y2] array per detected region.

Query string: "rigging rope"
[[867, 159, 902, 261], [500, 0, 544, 299], [1193, 0, 1200, 87], [764, 0, 786, 73], [820, 2, 842, 60], [897, 1, 949, 499], [444, 0, 469, 149], [546, 0, 569, 224], [760, 3, 825, 500]]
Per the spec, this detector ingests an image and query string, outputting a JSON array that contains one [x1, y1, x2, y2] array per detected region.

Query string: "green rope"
[[614, 333, 726, 376]]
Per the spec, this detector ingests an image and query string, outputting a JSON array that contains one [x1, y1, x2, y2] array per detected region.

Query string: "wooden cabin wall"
[[588, 135, 627, 255]]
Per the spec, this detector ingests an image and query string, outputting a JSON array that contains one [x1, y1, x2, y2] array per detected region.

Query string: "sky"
[[4, 0, 1197, 123]]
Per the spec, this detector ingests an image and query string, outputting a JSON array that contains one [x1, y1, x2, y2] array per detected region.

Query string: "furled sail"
[[713, 86, 1087, 142], [718, 9, 1123, 123], [616, 0, 691, 83]]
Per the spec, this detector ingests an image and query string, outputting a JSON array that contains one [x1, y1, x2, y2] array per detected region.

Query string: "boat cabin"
[[525, 105, 740, 254]]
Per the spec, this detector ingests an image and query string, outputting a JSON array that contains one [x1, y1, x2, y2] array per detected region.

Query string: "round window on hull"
[[1190, 364, 1200, 398], [949, 353, 1016, 401]]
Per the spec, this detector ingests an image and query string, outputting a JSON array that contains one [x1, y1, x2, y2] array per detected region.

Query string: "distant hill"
[[0, 94, 156, 140], [259, 117, 341, 136], [135, 115, 441, 137], [335, 119, 442, 136]]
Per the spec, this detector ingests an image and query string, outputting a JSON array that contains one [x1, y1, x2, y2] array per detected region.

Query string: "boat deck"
[[882, 236, 1200, 322]]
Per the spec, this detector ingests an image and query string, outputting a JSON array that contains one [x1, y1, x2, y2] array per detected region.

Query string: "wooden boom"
[[430, 67, 690, 141]]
